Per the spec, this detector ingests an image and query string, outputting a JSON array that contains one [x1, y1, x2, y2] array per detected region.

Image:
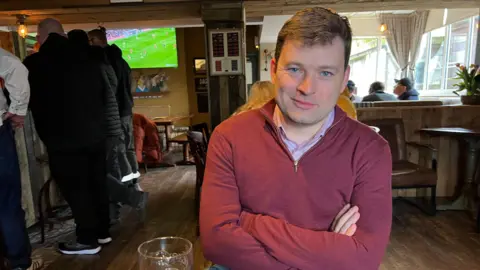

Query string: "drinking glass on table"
[[138, 237, 193, 270]]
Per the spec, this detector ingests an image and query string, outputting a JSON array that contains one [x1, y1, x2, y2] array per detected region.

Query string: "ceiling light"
[[380, 23, 387, 33], [16, 15, 28, 38]]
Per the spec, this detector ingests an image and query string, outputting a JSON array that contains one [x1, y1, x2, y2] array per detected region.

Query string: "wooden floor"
[[33, 166, 480, 270]]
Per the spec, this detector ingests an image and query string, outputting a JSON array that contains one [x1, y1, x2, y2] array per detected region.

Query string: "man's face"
[[271, 37, 349, 126], [89, 36, 102, 47], [394, 83, 406, 96], [36, 30, 46, 46]]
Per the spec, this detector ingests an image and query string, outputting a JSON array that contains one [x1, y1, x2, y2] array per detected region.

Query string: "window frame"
[[417, 16, 477, 97]]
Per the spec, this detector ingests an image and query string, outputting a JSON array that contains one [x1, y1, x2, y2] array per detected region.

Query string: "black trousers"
[[121, 115, 139, 174], [48, 141, 110, 245], [106, 136, 142, 208], [0, 122, 31, 268]]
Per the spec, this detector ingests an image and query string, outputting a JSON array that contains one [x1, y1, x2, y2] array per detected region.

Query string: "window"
[[414, 35, 428, 90], [348, 37, 398, 97], [427, 27, 446, 90], [470, 16, 479, 65], [414, 15, 478, 94], [349, 38, 379, 97], [349, 16, 478, 98], [446, 19, 470, 89]]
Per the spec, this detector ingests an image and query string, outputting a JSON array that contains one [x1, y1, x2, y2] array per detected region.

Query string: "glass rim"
[[137, 236, 193, 260]]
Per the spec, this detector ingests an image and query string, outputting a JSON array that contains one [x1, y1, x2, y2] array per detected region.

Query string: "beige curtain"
[[379, 11, 430, 80], [409, 11, 430, 80], [379, 14, 411, 77]]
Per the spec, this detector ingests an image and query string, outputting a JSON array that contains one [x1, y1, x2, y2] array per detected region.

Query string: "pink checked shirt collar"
[[273, 105, 335, 161]]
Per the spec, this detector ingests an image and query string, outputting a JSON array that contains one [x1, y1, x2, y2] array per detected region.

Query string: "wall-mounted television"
[[107, 27, 178, 69]]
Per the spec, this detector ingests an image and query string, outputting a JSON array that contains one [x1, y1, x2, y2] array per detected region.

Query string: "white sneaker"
[[121, 173, 135, 182], [98, 237, 112, 245]]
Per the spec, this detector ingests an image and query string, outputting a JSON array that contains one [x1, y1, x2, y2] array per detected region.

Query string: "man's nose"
[[297, 73, 314, 95]]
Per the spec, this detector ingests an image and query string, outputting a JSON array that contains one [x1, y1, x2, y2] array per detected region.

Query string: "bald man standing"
[[24, 18, 111, 255]]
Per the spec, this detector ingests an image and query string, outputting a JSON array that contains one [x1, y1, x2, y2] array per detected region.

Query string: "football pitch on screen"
[[112, 28, 178, 69]]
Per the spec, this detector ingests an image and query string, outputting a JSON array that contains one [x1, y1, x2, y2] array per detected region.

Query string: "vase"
[[461, 95, 480, 105]]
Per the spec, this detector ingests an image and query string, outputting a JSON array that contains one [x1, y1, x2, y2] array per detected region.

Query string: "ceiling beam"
[[0, 2, 201, 25], [0, 0, 198, 11]]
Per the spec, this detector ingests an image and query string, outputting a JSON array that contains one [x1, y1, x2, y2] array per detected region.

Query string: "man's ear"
[[270, 58, 277, 85]]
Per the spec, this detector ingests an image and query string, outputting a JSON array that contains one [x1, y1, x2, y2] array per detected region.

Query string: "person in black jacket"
[[24, 19, 110, 255], [88, 28, 140, 187], [67, 30, 148, 224], [394, 78, 420, 100]]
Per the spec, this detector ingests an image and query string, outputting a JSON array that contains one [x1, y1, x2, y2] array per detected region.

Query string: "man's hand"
[[4, 112, 25, 129], [331, 204, 360, 237]]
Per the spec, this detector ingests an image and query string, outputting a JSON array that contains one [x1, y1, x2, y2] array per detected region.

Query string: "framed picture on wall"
[[131, 71, 169, 98], [194, 58, 207, 75], [195, 77, 208, 93]]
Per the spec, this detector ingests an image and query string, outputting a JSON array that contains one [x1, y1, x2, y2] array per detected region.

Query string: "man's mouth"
[[292, 98, 315, 110]]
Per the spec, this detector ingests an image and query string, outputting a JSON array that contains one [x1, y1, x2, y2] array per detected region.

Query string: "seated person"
[[346, 80, 362, 102], [232, 81, 275, 116], [201, 7, 392, 270], [394, 78, 419, 100], [337, 87, 357, 119], [362, 81, 397, 102]]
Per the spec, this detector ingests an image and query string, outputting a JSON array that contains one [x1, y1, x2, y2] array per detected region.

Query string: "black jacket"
[[398, 89, 420, 100], [105, 44, 134, 117], [24, 33, 108, 151], [88, 46, 122, 137]]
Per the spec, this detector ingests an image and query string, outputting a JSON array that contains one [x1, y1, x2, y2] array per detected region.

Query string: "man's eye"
[[287, 67, 301, 73], [319, 71, 333, 77]]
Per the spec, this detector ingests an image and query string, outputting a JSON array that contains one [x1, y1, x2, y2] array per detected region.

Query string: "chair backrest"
[[191, 122, 210, 147], [361, 118, 406, 162], [187, 131, 207, 180]]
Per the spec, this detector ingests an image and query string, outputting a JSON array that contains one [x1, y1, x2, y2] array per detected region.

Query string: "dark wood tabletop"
[[419, 127, 480, 137]]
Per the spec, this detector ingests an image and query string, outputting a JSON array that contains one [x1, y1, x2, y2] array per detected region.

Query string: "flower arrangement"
[[452, 63, 480, 96]]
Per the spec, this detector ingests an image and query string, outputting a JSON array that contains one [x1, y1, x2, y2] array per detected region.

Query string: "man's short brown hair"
[[274, 7, 353, 70]]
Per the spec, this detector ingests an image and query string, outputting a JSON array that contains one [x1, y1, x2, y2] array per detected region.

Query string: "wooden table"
[[153, 115, 193, 152], [420, 127, 480, 230]]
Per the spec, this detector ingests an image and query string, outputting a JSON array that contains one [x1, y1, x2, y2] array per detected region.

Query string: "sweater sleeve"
[[200, 130, 291, 270], [241, 139, 392, 270]]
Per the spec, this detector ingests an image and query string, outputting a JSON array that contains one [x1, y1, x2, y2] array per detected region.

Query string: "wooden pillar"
[[201, 1, 247, 129]]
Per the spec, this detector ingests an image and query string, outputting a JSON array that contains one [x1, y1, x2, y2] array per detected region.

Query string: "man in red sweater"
[[200, 7, 392, 270]]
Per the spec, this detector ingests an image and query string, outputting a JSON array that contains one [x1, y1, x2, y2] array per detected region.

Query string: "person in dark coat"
[[24, 19, 111, 255], [362, 81, 397, 102], [394, 78, 420, 100], [88, 28, 140, 187], [67, 29, 147, 224]]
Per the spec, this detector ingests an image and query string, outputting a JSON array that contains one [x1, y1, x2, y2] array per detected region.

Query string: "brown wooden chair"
[[191, 122, 210, 148], [362, 118, 438, 215], [36, 155, 74, 244], [170, 133, 194, 166], [187, 131, 207, 235]]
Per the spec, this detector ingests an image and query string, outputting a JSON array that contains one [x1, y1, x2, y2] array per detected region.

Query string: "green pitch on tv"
[[108, 27, 178, 69]]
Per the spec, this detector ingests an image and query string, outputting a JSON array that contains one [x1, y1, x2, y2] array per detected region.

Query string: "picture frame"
[[193, 58, 207, 75], [194, 77, 208, 93]]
